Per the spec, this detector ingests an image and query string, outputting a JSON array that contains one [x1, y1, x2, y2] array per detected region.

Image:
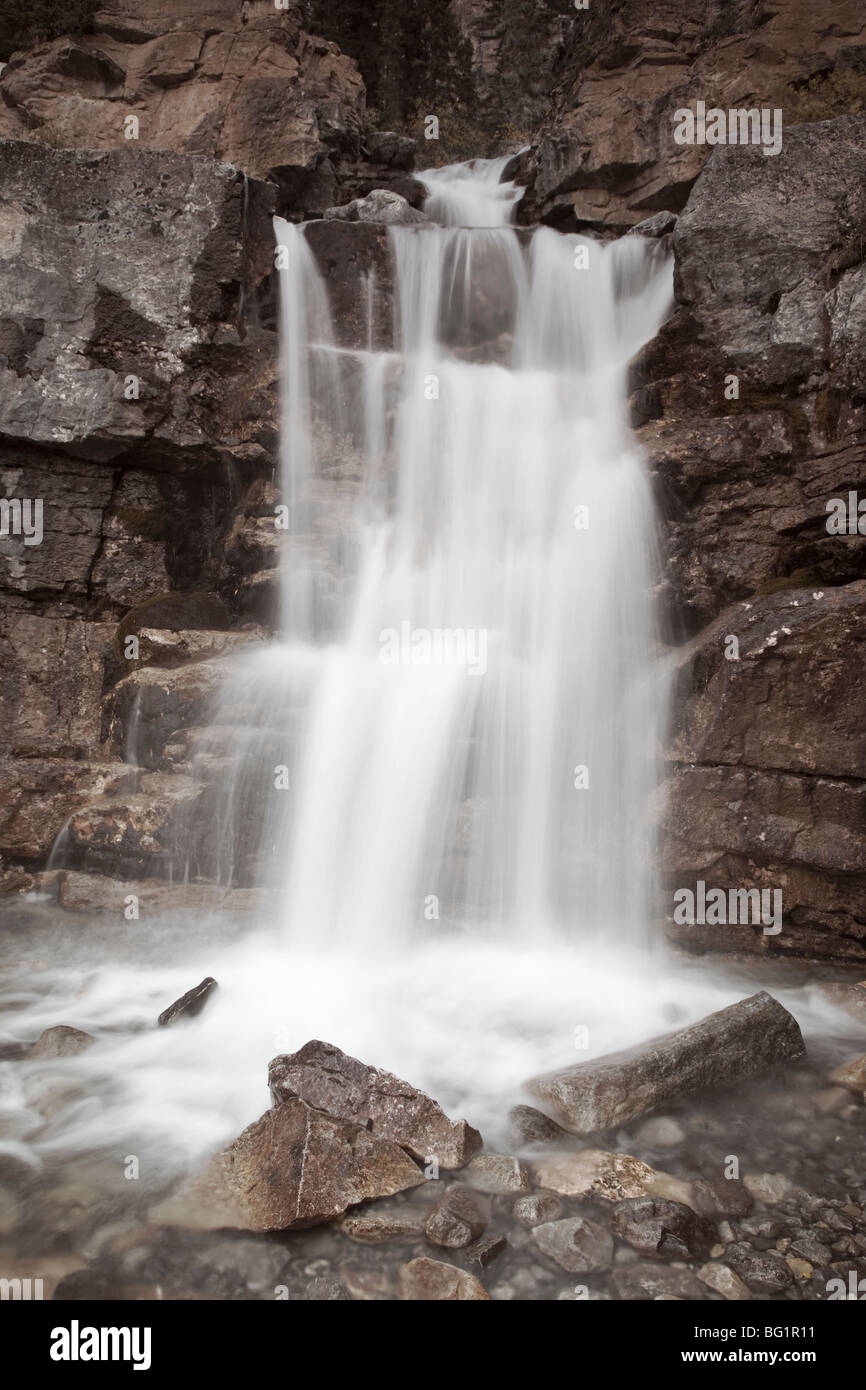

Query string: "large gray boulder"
[[527, 992, 805, 1134]]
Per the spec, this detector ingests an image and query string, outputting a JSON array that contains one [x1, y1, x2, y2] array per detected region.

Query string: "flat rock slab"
[[150, 1097, 425, 1233], [527, 992, 805, 1134], [269, 1039, 482, 1169]]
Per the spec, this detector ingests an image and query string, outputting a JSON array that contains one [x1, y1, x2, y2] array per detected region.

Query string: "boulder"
[[528, 993, 805, 1134], [268, 1040, 482, 1169], [150, 1097, 425, 1233]]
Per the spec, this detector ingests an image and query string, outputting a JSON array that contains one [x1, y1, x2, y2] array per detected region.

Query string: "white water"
[[6, 160, 846, 1183]]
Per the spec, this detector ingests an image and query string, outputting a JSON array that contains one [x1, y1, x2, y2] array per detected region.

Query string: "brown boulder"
[[151, 1097, 425, 1233]]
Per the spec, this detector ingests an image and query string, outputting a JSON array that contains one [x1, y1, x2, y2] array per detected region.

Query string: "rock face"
[[527, 992, 805, 1134], [151, 1096, 425, 1233], [0, 136, 280, 880], [525, 1, 866, 231], [0, 1, 365, 211], [268, 1040, 483, 1169], [643, 117, 866, 963]]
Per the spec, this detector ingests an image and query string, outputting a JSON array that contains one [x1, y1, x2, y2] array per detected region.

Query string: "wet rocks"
[[609, 1197, 716, 1261], [829, 1055, 866, 1098], [462, 1154, 530, 1194], [507, 1104, 570, 1148], [724, 1243, 795, 1295], [743, 1172, 794, 1206], [338, 1201, 427, 1245], [29, 1026, 95, 1060], [324, 189, 427, 225], [697, 1262, 752, 1301], [268, 1040, 482, 1170], [530, 1149, 656, 1202], [424, 1186, 489, 1249], [157, 978, 218, 1028], [691, 1176, 754, 1220], [513, 1193, 564, 1227], [610, 1263, 707, 1301], [528, 993, 805, 1134], [531, 1216, 614, 1274], [463, 1234, 507, 1269], [397, 1256, 489, 1301], [150, 1097, 425, 1233]]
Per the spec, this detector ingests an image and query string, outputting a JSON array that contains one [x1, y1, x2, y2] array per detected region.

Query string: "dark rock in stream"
[[158, 977, 218, 1028], [527, 992, 805, 1134], [269, 1039, 482, 1169]]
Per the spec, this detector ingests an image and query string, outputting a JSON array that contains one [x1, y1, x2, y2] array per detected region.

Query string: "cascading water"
[[271, 174, 674, 952], [7, 158, 845, 1187]]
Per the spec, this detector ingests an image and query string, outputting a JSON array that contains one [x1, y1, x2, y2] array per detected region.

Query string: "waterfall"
[[264, 166, 674, 954], [7, 160, 736, 1171]]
